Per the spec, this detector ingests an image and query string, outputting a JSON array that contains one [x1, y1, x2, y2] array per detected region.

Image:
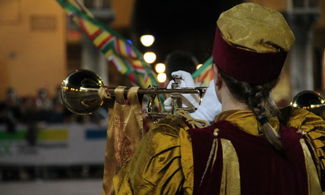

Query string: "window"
[[292, 0, 318, 8]]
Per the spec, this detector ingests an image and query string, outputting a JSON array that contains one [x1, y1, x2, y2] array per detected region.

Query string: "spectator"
[[21, 97, 39, 146], [35, 88, 53, 122]]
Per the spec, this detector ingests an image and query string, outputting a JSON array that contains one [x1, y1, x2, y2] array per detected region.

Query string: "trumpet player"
[[113, 3, 324, 194]]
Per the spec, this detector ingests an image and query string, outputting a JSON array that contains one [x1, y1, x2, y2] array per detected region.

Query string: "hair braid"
[[219, 70, 283, 151], [248, 85, 282, 151]]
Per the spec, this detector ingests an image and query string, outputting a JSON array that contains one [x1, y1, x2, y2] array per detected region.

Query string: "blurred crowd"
[[0, 87, 108, 145], [0, 87, 107, 181], [1, 164, 104, 181]]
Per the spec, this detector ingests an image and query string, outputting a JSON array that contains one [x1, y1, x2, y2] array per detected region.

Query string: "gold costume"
[[112, 3, 323, 194], [113, 108, 324, 194]]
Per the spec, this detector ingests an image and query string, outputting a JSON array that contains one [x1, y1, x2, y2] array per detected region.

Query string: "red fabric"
[[189, 120, 309, 195], [212, 28, 287, 84], [188, 126, 223, 195]]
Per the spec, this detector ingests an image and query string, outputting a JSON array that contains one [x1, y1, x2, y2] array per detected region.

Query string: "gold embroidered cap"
[[212, 2, 295, 84], [217, 2, 295, 53]]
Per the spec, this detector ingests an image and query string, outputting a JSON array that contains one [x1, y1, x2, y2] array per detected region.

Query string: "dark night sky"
[[132, 0, 243, 63]]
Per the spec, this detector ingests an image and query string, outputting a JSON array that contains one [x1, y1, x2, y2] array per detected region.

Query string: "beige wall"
[[0, 0, 66, 99], [110, 0, 135, 28], [248, 0, 287, 11]]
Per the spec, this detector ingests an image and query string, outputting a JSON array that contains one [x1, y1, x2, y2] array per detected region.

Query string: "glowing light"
[[62, 79, 68, 86], [140, 34, 155, 47], [291, 103, 298, 107], [196, 64, 203, 70], [143, 52, 156, 64], [155, 63, 166, 73], [157, 73, 167, 83]]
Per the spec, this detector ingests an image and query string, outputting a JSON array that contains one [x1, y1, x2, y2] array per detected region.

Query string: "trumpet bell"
[[291, 90, 325, 118], [291, 90, 325, 109], [61, 69, 104, 115]]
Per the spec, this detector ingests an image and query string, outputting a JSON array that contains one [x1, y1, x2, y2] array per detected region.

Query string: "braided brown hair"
[[219, 69, 283, 151]]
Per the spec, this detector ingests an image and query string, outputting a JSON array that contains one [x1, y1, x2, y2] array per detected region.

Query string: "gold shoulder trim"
[[220, 139, 241, 195], [300, 139, 322, 194]]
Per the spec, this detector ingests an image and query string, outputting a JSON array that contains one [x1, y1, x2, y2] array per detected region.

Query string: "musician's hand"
[[168, 71, 196, 89], [190, 80, 222, 123], [163, 71, 199, 111]]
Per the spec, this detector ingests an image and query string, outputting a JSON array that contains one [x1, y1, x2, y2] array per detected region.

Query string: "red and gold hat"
[[212, 3, 295, 84]]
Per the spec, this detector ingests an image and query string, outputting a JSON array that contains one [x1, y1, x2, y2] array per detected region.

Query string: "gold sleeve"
[[287, 108, 325, 186], [113, 116, 193, 195]]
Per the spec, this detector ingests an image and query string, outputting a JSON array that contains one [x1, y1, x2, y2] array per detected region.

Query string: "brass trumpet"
[[61, 70, 325, 119], [291, 90, 325, 118], [60, 69, 206, 115]]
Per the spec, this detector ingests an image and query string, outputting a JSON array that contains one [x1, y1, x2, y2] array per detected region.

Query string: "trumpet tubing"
[[60, 69, 205, 115], [60, 70, 325, 119]]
